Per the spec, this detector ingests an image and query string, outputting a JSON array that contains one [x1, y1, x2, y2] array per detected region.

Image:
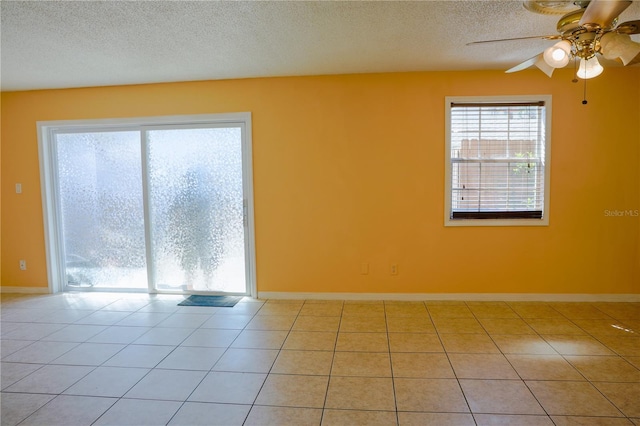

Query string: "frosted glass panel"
[[56, 132, 148, 289], [147, 127, 246, 292]]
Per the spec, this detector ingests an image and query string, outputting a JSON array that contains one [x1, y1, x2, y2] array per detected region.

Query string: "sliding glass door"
[[40, 114, 254, 295], [147, 127, 246, 293], [57, 131, 148, 290]]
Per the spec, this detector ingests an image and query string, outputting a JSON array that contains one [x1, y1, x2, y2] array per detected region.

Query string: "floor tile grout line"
[[64, 296, 208, 425], [169, 298, 264, 425], [182, 298, 266, 426], [537, 303, 640, 420], [382, 301, 400, 426], [468, 300, 559, 422], [319, 298, 345, 426], [70, 297, 250, 425], [111, 297, 262, 426], [237, 298, 305, 425], [431, 302, 478, 424], [8, 309, 124, 426], [497, 301, 638, 422]]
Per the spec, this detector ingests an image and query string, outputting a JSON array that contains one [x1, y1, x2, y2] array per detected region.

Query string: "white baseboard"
[[1, 287, 637, 302], [257, 292, 640, 302], [0, 286, 50, 294]]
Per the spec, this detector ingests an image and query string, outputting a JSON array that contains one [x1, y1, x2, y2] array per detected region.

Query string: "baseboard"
[[1, 287, 637, 302], [0, 286, 50, 294], [257, 292, 640, 302]]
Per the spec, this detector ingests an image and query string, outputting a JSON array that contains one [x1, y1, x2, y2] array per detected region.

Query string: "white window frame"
[[444, 95, 551, 227], [37, 113, 257, 296]]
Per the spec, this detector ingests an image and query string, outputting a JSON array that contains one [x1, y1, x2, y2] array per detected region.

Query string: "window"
[[445, 96, 551, 226]]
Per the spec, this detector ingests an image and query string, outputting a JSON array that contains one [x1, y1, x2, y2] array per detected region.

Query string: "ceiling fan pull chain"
[[571, 55, 588, 104]]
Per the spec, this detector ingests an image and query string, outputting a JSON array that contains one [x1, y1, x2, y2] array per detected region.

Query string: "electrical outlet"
[[361, 263, 369, 275], [19, 260, 27, 270], [390, 264, 398, 275]]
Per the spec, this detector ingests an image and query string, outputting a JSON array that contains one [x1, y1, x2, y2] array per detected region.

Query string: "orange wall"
[[2, 68, 639, 294], [637, 76, 640, 287]]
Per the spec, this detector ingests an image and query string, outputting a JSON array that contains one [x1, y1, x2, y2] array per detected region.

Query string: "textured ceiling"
[[1, 0, 639, 91]]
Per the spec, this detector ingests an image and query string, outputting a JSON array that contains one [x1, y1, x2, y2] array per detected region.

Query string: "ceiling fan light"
[[600, 32, 640, 66], [577, 56, 604, 79], [543, 40, 572, 67]]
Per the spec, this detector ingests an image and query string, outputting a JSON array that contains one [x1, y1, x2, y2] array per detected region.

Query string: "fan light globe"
[[577, 56, 604, 79], [600, 33, 640, 66], [543, 40, 571, 68]]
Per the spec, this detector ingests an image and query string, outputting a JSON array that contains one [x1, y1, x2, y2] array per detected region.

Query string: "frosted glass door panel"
[[147, 128, 246, 293], [56, 132, 148, 289]]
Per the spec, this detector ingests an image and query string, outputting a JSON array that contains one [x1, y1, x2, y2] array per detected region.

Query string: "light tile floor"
[[1, 293, 639, 425]]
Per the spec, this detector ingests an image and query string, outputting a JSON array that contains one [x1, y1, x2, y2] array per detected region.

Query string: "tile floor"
[[1, 293, 639, 425]]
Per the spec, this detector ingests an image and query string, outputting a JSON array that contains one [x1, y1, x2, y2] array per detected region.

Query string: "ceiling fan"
[[469, 0, 640, 80]]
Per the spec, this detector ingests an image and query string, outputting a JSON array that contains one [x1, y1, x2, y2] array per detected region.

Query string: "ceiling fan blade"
[[626, 52, 640, 66], [466, 35, 561, 46], [506, 53, 555, 77], [615, 19, 640, 35], [579, 0, 632, 28], [506, 56, 540, 73]]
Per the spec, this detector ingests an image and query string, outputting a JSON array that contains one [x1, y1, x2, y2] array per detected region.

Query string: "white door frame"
[[37, 113, 257, 298]]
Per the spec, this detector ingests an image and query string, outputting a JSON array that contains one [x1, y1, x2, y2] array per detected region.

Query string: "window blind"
[[449, 101, 546, 220]]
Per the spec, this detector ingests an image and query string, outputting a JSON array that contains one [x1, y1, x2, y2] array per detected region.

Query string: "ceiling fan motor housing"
[[556, 6, 614, 59], [557, 8, 587, 33], [574, 31, 600, 58]]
